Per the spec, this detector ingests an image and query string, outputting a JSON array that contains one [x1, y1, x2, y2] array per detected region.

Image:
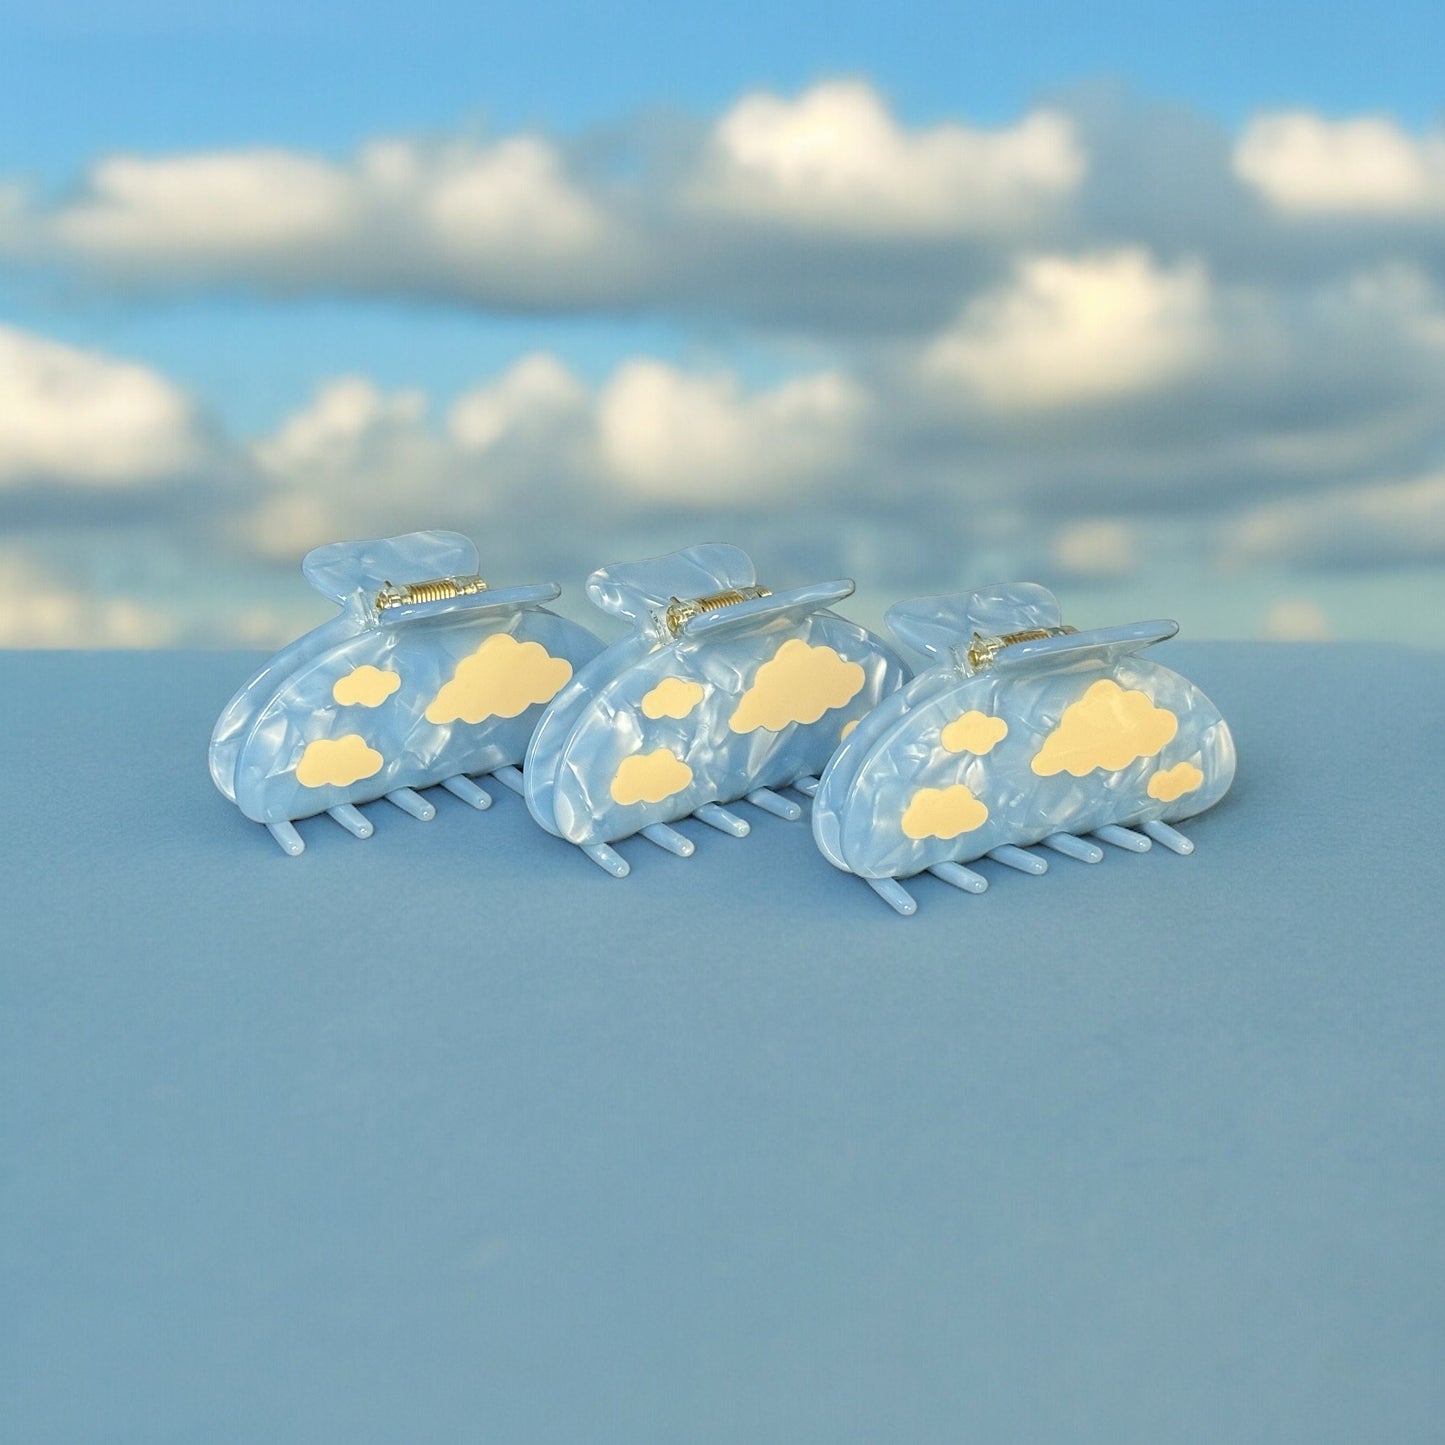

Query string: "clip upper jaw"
[[886, 584, 1177, 676], [661, 580, 857, 643]]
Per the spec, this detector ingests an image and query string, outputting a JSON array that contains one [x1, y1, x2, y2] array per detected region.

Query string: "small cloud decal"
[[296, 734, 383, 789], [840, 719, 858, 740], [1148, 760, 1204, 801], [332, 664, 401, 708], [902, 784, 989, 840], [610, 747, 694, 806], [642, 676, 705, 720], [1031, 678, 1177, 777], [730, 638, 865, 734], [941, 710, 1008, 754], [425, 632, 572, 725]]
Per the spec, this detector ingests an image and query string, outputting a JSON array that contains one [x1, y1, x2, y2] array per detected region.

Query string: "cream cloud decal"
[[332, 664, 401, 708], [730, 639, 865, 733], [641, 676, 705, 720], [425, 632, 571, 725], [1031, 678, 1177, 777], [295, 734, 383, 789], [901, 784, 989, 840], [940, 710, 1008, 754], [1147, 760, 1205, 801], [610, 747, 693, 806]]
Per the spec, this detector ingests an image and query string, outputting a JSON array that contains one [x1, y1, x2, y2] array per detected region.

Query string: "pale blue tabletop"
[[2, 644, 1443, 1442]]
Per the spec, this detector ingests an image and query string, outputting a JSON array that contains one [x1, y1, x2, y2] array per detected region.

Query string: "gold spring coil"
[[375, 574, 488, 611], [664, 585, 771, 636], [966, 625, 1078, 671]]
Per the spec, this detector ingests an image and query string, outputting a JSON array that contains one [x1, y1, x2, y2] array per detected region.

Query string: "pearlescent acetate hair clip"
[[810, 583, 1236, 915], [522, 543, 910, 876], [210, 530, 603, 854]]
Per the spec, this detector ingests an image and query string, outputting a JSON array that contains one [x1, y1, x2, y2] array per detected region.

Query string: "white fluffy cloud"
[[1224, 471, 1445, 568], [448, 352, 590, 453], [0, 81, 1098, 322], [419, 139, 606, 258], [237, 353, 867, 560], [596, 361, 866, 500], [11, 134, 616, 301], [692, 80, 1085, 236], [5, 84, 1445, 647], [245, 376, 455, 558], [1050, 520, 1139, 579], [8, 91, 1445, 334], [0, 325, 210, 488], [919, 249, 1214, 409], [1234, 113, 1445, 217], [51, 149, 356, 260]]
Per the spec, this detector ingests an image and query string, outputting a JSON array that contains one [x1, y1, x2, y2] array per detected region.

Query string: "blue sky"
[[1, 0, 1443, 645], [6, 0, 1442, 153]]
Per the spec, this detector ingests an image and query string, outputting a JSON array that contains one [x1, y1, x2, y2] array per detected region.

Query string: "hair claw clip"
[[522, 543, 910, 876], [210, 530, 603, 854], [810, 583, 1236, 915]]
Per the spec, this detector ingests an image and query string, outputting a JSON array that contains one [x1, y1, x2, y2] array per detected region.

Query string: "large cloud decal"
[[729, 639, 865, 733], [610, 748, 693, 806], [425, 632, 571, 725], [1031, 678, 1177, 777], [295, 734, 383, 789], [902, 784, 990, 840]]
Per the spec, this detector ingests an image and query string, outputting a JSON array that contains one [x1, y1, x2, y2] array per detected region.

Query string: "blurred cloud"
[[0, 549, 177, 646], [918, 249, 1214, 409], [596, 362, 866, 501], [2, 79, 1444, 647], [3, 84, 1442, 333], [1235, 113, 1445, 217], [1223, 470, 1445, 569], [690, 81, 1085, 237], [0, 324, 213, 489], [1260, 598, 1333, 642], [3, 136, 625, 307], [1049, 520, 1139, 580]]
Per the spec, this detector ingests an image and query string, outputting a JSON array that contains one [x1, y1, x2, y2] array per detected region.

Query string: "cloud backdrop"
[[2, 77, 1443, 646]]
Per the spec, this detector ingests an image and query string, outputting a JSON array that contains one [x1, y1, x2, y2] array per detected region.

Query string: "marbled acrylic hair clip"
[[209, 530, 603, 855], [522, 543, 910, 877], [810, 583, 1236, 915]]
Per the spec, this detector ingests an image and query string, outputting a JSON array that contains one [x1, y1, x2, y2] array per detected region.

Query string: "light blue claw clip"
[[810, 583, 1237, 915], [210, 530, 604, 855], [522, 543, 911, 877]]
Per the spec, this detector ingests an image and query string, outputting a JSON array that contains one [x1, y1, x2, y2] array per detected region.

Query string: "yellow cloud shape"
[[332, 665, 401, 708], [425, 633, 572, 725], [610, 747, 694, 806], [941, 710, 1008, 754], [642, 676, 705, 720], [902, 784, 990, 840], [840, 719, 858, 740], [1031, 678, 1178, 777], [296, 734, 383, 789], [1148, 760, 1204, 801], [729, 639, 865, 734]]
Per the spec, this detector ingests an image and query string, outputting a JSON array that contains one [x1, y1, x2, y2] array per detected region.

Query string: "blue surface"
[[2, 644, 1443, 1442]]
